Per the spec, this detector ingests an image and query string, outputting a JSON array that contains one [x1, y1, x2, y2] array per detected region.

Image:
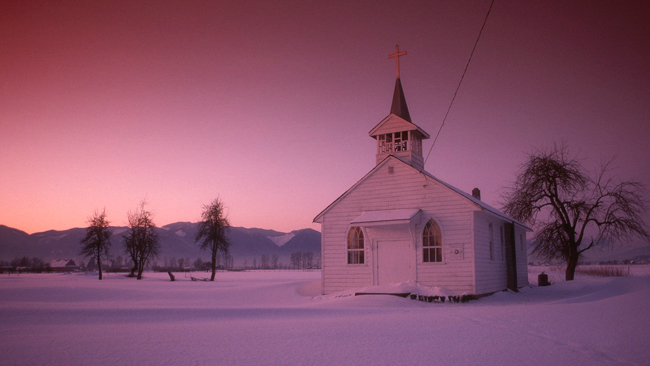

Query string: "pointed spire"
[[390, 77, 411, 122], [387, 45, 411, 122]]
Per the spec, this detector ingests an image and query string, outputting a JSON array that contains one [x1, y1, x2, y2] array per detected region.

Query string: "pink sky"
[[1, 0, 649, 235]]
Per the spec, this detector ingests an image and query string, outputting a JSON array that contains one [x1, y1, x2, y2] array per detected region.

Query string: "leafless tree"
[[195, 198, 231, 281], [271, 254, 279, 269], [225, 254, 233, 270], [291, 252, 305, 269], [80, 209, 112, 280], [123, 201, 160, 280], [304, 251, 313, 269], [502, 144, 649, 280], [260, 254, 270, 269]]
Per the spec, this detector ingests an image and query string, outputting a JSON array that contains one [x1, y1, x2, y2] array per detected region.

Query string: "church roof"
[[390, 78, 411, 122], [313, 155, 531, 231], [368, 76, 429, 139], [368, 114, 430, 139], [50, 259, 78, 268]]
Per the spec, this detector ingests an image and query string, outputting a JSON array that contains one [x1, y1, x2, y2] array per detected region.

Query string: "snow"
[[111, 227, 128, 235], [175, 229, 186, 237], [351, 208, 420, 225], [1, 269, 649, 365], [267, 232, 295, 247]]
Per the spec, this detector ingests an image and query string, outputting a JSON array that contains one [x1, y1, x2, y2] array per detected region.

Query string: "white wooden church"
[[314, 47, 530, 296]]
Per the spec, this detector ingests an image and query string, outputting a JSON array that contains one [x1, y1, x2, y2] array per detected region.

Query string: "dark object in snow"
[[460, 294, 476, 303], [411, 294, 471, 304], [167, 271, 175, 281], [538, 272, 550, 286], [354, 292, 410, 298], [191, 276, 209, 282]]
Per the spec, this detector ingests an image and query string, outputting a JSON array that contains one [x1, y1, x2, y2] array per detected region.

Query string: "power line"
[[424, 0, 496, 165]]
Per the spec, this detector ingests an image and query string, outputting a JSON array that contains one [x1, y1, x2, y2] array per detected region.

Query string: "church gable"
[[316, 156, 479, 294], [368, 114, 429, 139], [314, 156, 479, 224]]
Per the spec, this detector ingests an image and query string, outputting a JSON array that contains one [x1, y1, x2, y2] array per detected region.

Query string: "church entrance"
[[376, 240, 412, 285]]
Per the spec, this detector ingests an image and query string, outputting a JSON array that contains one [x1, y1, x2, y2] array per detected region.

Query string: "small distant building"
[[49, 259, 80, 272], [313, 46, 532, 296]]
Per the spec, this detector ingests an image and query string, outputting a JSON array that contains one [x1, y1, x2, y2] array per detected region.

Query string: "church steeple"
[[390, 77, 411, 122], [388, 45, 411, 122], [368, 45, 430, 171]]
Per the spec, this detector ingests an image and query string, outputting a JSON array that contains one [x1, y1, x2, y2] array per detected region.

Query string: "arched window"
[[423, 220, 442, 262], [347, 227, 364, 264]]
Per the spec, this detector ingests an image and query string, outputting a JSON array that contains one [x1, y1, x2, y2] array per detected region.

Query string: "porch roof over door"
[[351, 209, 421, 227]]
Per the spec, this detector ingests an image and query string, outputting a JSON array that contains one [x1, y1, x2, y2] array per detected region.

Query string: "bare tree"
[[304, 251, 313, 269], [123, 201, 160, 280], [271, 254, 279, 269], [290, 252, 304, 269], [225, 254, 233, 270], [260, 254, 270, 269], [193, 258, 204, 270], [195, 198, 231, 281], [502, 144, 649, 280], [80, 209, 112, 280]]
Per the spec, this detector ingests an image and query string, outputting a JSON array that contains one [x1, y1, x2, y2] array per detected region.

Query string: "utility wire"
[[424, 0, 495, 165]]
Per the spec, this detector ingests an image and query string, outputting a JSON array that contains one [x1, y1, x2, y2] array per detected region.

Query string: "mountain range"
[[0, 223, 321, 267], [4, 222, 647, 267]]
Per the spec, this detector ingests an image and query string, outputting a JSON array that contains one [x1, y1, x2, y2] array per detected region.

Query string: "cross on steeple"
[[388, 45, 407, 78]]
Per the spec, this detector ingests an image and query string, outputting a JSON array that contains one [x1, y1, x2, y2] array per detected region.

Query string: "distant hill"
[[0, 223, 321, 268], [526, 238, 650, 265], [580, 243, 650, 264]]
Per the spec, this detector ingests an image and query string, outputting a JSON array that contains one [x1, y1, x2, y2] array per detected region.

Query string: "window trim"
[[422, 219, 442, 263], [347, 226, 365, 265]]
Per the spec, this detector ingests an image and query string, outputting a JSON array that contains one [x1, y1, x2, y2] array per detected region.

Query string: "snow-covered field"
[[1, 269, 649, 366]]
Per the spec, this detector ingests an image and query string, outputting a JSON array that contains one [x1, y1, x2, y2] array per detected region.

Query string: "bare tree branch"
[[502, 143, 649, 280], [80, 209, 112, 280], [123, 200, 160, 280], [195, 198, 231, 281]]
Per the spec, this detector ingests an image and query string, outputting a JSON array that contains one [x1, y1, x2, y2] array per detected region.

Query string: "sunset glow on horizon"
[[2, 0, 649, 235]]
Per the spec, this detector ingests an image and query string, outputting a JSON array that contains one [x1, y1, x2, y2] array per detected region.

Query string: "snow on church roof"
[[351, 209, 421, 226]]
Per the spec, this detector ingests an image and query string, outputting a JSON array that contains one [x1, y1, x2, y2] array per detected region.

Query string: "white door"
[[377, 240, 412, 285]]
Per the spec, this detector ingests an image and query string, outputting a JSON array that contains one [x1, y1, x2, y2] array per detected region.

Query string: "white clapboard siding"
[[319, 157, 479, 295], [317, 155, 530, 295], [473, 211, 534, 294], [473, 211, 505, 294]]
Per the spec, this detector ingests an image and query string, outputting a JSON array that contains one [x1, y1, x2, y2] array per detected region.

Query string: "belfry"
[[369, 46, 429, 170]]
